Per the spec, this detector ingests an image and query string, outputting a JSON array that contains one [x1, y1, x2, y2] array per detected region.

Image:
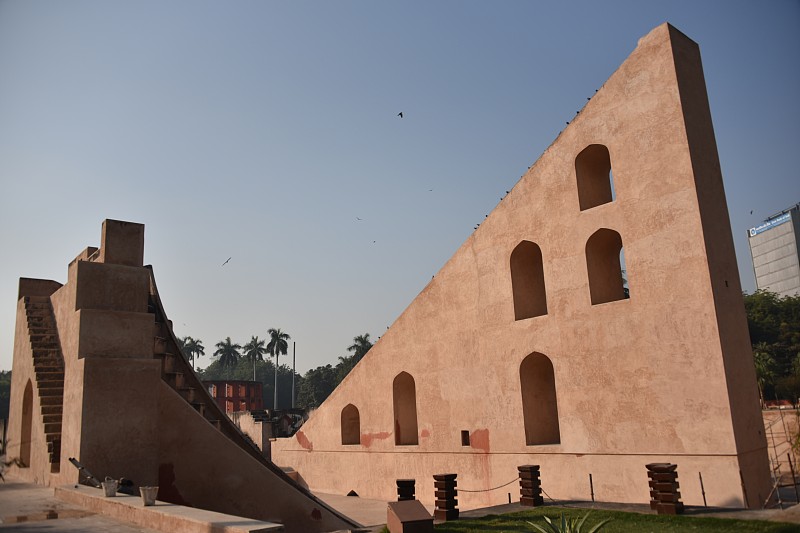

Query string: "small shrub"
[[527, 512, 611, 533]]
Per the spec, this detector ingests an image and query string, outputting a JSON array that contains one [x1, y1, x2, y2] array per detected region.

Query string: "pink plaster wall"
[[271, 23, 772, 509]]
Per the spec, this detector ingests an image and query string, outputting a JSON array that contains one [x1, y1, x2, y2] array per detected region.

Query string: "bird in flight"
[[356, 217, 363, 221], [397, 112, 403, 118], [222, 257, 232, 266]]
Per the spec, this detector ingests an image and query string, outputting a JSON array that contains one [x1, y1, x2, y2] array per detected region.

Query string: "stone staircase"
[[152, 319, 223, 432], [144, 271, 267, 465], [24, 295, 64, 473]]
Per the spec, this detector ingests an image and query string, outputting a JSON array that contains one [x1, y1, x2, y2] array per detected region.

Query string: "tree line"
[[183, 332, 373, 411], [746, 290, 800, 405]]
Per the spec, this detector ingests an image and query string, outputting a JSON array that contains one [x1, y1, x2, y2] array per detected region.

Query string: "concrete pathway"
[[314, 492, 417, 532], [0, 480, 161, 532], [3, 479, 799, 532]]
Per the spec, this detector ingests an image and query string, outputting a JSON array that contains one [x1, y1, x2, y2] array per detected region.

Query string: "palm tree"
[[182, 337, 205, 371], [347, 333, 373, 363], [243, 336, 267, 381], [214, 337, 242, 369], [337, 333, 374, 382], [267, 328, 291, 410]]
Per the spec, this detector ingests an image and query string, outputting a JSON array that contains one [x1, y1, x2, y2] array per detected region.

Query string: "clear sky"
[[1, 1, 798, 374]]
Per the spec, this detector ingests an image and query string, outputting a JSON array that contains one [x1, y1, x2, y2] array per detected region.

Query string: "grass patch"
[[432, 507, 799, 532]]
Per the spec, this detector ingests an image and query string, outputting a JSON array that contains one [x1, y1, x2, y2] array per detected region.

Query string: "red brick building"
[[204, 380, 263, 413]]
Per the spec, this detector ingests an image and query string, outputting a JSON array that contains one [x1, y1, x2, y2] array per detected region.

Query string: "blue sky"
[[1, 1, 798, 373]]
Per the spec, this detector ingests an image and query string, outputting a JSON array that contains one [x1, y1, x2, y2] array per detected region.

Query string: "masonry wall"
[[6, 220, 357, 532], [272, 23, 772, 509]]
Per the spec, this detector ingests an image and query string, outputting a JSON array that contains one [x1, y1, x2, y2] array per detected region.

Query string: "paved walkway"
[[3, 480, 800, 532], [0, 480, 161, 532]]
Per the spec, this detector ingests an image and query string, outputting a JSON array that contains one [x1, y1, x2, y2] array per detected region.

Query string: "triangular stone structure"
[[7, 220, 359, 532], [272, 23, 772, 509]]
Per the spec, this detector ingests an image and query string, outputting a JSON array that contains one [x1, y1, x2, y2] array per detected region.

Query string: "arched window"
[[20, 380, 33, 467], [511, 241, 548, 320], [341, 404, 361, 445], [585, 228, 628, 305], [393, 372, 419, 445], [520, 353, 560, 445], [575, 144, 615, 210]]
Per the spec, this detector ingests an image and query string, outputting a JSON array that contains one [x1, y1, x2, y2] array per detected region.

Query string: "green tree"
[[337, 333, 373, 382], [348, 333, 373, 361], [213, 337, 242, 369], [744, 291, 800, 402], [243, 336, 267, 381], [267, 328, 291, 410], [181, 336, 205, 371], [297, 365, 338, 409], [753, 342, 777, 407]]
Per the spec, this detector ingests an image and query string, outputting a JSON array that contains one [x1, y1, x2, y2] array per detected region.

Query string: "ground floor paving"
[[2, 478, 800, 532]]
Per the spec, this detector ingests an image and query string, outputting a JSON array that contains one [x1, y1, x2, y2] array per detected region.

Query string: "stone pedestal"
[[397, 479, 415, 501], [433, 473, 458, 521], [387, 500, 433, 533], [646, 463, 684, 515], [518, 465, 544, 506]]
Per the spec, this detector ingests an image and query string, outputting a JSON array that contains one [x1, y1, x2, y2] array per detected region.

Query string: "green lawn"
[[429, 507, 800, 533]]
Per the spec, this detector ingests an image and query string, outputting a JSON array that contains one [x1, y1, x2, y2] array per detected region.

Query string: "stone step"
[[28, 328, 56, 336], [44, 422, 62, 434], [190, 402, 205, 416], [40, 396, 63, 406], [37, 379, 64, 389], [47, 439, 61, 462], [154, 336, 168, 354], [34, 361, 63, 371], [36, 371, 64, 381], [165, 371, 184, 389], [33, 347, 60, 356], [208, 419, 222, 430], [43, 414, 62, 424], [156, 353, 179, 373], [179, 387, 198, 403], [153, 322, 170, 337], [32, 342, 60, 351], [38, 387, 63, 397], [41, 405, 62, 416], [30, 333, 58, 342]]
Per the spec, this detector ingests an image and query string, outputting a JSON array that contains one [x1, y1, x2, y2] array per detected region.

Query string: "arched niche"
[[511, 240, 548, 320], [576, 144, 615, 210], [585, 228, 628, 305], [520, 353, 560, 445], [341, 404, 361, 445], [393, 372, 419, 445]]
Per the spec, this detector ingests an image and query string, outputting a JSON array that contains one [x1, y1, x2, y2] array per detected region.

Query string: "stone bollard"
[[518, 465, 544, 506], [397, 479, 416, 501], [646, 463, 684, 515], [433, 473, 458, 521]]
